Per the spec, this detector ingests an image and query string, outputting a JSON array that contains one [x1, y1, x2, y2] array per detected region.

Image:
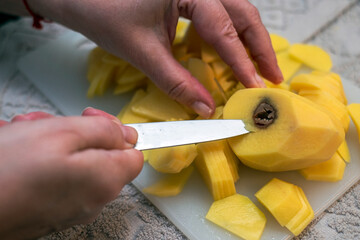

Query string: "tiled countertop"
[[0, 1, 359, 239]]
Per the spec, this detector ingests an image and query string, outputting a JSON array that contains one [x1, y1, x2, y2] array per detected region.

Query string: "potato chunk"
[[206, 194, 266, 240]]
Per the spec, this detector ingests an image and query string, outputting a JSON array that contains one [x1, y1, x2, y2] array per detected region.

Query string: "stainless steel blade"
[[125, 119, 249, 150]]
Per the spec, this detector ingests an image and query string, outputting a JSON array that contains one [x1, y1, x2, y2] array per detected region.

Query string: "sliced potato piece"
[[143, 165, 194, 197], [195, 141, 236, 200], [298, 89, 350, 132], [290, 72, 347, 104], [255, 178, 303, 226], [87, 62, 116, 97], [299, 152, 346, 182], [285, 187, 314, 236], [337, 140, 350, 163], [270, 34, 290, 52], [347, 103, 360, 143], [148, 144, 197, 173], [206, 194, 266, 240], [131, 88, 191, 121], [201, 41, 220, 64], [173, 18, 190, 46], [276, 51, 302, 82], [289, 43, 332, 72], [117, 89, 153, 123]]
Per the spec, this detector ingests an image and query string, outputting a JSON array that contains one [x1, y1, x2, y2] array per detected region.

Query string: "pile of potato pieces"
[[86, 18, 360, 240]]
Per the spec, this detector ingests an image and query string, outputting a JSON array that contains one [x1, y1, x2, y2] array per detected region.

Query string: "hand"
[[0, 108, 143, 239], [29, 0, 283, 118]]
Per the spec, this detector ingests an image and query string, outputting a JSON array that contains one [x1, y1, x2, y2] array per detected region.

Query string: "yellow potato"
[[206, 194, 266, 240], [255, 178, 303, 226], [195, 141, 236, 200], [347, 103, 360, 143], [270, 34, 290, 52], [299, 152, 346, 182], [223, 88, 345, 171], [117, 89, 152, 124], [148, 144, 197, 173], [131, 88, 191, 121], [143, 165, 194, 197], [298, 89, 350, 132], [289, 43, 332, 72], [337, 140, 351, 163], [285, 187, 314, 236], [276, 51, 302, 82]]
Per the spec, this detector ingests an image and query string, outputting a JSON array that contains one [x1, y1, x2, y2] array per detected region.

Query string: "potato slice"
[[117, 89, 152, 124], [256, 178, 314, 236], [299, 152, 346, 182], [285, 187, 314, 236], [290, 72, 347, 105], [201, 41, 220, 64], [289, 43, 332, 72], [270, 34, 290, 52], [115, 65, 147, 86], [206, 194, 266, 240], [337, 140, 351, 163], [211, 59, 231, 79], [347, 103, 360, 143], [148, 144, 197, 173], [131, 88, 191, 121], [195, 141, 236, 200], [87, 62, 116, 97], [142, 165, 194, 197], [87, 47, 109, 80], [172, 43, 188, 61], [173, 18, 190, 46], [255, 178, 303, 226], [186, 58, 224, 106], [276, 51, 302, 82], [298, 89, 350, 132]]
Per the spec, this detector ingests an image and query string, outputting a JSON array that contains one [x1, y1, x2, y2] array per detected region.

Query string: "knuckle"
[[91, 116, 116, 133], [245, 4, 262, 26], [220, 20, 238, 40], [166, 81, 188, 101], [246, 4, 261, 20]]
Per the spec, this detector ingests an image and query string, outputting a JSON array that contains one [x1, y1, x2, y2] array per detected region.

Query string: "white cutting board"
[[18, 31, 360, 240]]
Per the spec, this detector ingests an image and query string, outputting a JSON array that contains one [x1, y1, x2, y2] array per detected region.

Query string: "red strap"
[[22, 0, 51, 29]]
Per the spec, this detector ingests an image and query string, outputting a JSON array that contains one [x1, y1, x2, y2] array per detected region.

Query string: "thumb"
[[127, 31, 216, 118]]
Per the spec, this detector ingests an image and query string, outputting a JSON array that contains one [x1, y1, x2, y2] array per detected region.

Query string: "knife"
[[125, 119, 249, 150]]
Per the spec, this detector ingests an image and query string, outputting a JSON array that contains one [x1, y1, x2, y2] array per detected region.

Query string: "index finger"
[[179, 0, 265, 88], [38, 116, 136, 152], [221, 0, 283, 84]]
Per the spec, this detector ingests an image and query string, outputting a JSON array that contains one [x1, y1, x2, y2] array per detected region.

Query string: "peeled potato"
[[223, 88, 345, 171], [142, 165, 194, 197], [289, 43, 332, 72], [299, 152, 346, 182], [270, 34, 290, 52], [206, 194, 266, 240]]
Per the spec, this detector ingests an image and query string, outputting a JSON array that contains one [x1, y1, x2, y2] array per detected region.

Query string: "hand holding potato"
[[18, 0, 283, 118], [0, 109, 143, 239]]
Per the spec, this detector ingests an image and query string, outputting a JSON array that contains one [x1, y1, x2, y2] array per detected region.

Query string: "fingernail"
[[255, 73, 266, 88], [82, 107, 94, 115], [192, 101, 213, 119], [121, 125, 138, 145]]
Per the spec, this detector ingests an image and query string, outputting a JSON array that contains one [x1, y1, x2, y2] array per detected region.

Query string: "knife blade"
[[125, 119, 249, 150]]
